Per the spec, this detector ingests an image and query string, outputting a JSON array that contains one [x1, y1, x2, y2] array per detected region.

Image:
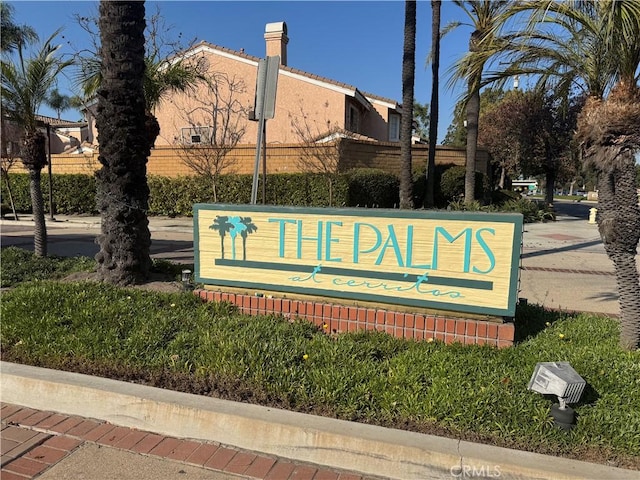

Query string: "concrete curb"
[[1, 362, 636, 480]]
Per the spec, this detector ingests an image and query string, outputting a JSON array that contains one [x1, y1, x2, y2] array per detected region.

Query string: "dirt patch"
[[62, 271, 184, 293]]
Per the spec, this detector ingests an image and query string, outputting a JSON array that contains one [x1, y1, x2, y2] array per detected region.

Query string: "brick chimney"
[[264, 22, 288, 66]]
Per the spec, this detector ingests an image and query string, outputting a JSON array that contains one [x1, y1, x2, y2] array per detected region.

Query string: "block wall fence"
[[195, 289, 515, 348], [13, 140, 490, 177]]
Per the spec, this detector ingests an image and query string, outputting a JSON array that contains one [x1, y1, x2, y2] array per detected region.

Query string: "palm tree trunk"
[[399, 0, 416, 209], [426, 0, 441, 208], [95, 1, 152, 285], [464, 79, 480, 204], [596, 152, 640, 349], [28, 168, 47, 257]]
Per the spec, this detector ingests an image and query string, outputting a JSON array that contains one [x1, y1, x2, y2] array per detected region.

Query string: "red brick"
[[338, 306, 347, 320], [313, 470, 340, 480], [282, 299, 291, 313], [498, 339, 512, 348], [404, 313, 415, 328], [425, 315, 434, 331], [322, 303, 332, 318], [476, 337, 488, 346], [204, 446, 237, 470], [498, 323, 515, 341], [25, 444, 68, 464], [445, 319, 456, 333], [487, 323, 498, 339], [244, 456, 276, 478], [476, 322, 488, 338], [251, 295, 259, 312], [48, 417, 83, 434], [1, 426, 41, 443], [265, 461, 296, 480], [4, 408, 38, 425], [444, 333, 455, 344], [435, 332, 445, 342], [66, 419, 103, 437], [149, 437, 182, 457], [185, 443, 219, 466], [130, 433, 165, 454], [3, 457, 48, 477], [385, 311, 395, 325], [1, 404, 23, 419], [96, 426, 131, 446], [357, 308, 366, 322], [347, 321, 358, 332], [374, 310, 384, 325], [465, 320, 477, 336], [366, 309, 376, 324], [348, 307, 357, 321], [455, 320, 466, 336], [224, 451, 256, 474], [267, 297, 275, 311], [43, 435, 83, 451], [415, 314, 426, 330], [314, 303, 323, 317], [19, 411, 53, 427], [0, 470, 30, 480], [258, 296, 267, 312], [115, 430, 148, 450], [33, 413, 68, 430], [338, 473, 364, 480], [289, 464, 318, 479], [165, 440, 201, 461], [435, 317, 445, 332], [80, 423, 116, 442], [464, 336, 476, 345], [338, 320, 348, 333], [395, 312, 405, 327], [274, 298, 283, 312]]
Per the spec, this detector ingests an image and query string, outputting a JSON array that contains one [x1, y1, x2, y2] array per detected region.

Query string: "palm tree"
[[94, 0, 152, 285], [449, 1, 510, 203], [426, 0, 442, 208], [210, 215, 231, 259], [239, 217, 257, 261], [492, 0, 640, 348], [0, 2, 38, 55], [399, 0, 417, 209], [1, 30, 72, 256], [75, 12, 206, 150], [45, 88, 72, 120]]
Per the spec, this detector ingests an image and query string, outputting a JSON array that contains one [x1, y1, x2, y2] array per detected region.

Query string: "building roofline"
[[183, 41, 399, 110]]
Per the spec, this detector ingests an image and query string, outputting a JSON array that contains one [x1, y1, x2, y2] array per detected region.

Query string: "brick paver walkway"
[[1, 403, 374, 480]]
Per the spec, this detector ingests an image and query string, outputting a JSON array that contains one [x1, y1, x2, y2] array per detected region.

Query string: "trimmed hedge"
[[1, 166, 484, 217]]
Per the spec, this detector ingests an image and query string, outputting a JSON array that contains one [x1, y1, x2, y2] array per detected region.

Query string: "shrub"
[[345, 169, 399, 208], [439, 165, 487, 204]]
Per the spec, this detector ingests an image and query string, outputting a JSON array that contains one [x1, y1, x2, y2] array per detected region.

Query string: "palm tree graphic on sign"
[[210, 215, 257, 260]]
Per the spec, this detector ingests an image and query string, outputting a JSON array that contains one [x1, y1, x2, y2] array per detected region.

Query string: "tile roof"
[[187, 41, 399, 108]]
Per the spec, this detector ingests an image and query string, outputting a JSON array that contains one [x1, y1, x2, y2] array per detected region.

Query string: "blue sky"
[[9, 0, 495, 143]]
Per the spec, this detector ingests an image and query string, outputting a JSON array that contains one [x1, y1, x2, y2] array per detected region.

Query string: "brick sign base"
[[195, 289, 515, 348]]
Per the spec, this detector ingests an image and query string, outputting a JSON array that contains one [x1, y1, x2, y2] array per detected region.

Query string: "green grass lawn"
[[1, 247, 638, 469]]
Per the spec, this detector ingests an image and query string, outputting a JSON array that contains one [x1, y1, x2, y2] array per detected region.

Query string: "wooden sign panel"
[[194, 204, 523, 316]]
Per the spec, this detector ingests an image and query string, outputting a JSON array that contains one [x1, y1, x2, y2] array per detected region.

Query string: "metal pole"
[[251, 115, 265, 205], [261, 121, 266, 204], [47, 123, 54, 220]]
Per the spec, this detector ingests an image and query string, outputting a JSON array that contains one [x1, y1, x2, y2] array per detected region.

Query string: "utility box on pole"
[[251, 55, 280, 204]]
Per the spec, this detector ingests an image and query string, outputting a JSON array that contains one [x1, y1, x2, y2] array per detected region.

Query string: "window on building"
[[348, 105, 360, 133], [388, 114, 400, 142], [181, 126, 211, 144]]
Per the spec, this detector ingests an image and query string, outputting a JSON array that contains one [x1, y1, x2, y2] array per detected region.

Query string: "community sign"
[[194, 204, 523, 316]]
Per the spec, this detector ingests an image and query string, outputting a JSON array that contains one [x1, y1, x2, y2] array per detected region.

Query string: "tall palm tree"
[[95, 0, 152, 285], [0, 2, 38, 55], [426, 0, 442, 208], [399, 0, 417, 209], [75, 13, 206, 150], [46, 88, 72, 119], [1, 30, 72, 256], [449, 1, 510, 203], [210, 215, 231, 260], [492, 0, 640, 348]]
